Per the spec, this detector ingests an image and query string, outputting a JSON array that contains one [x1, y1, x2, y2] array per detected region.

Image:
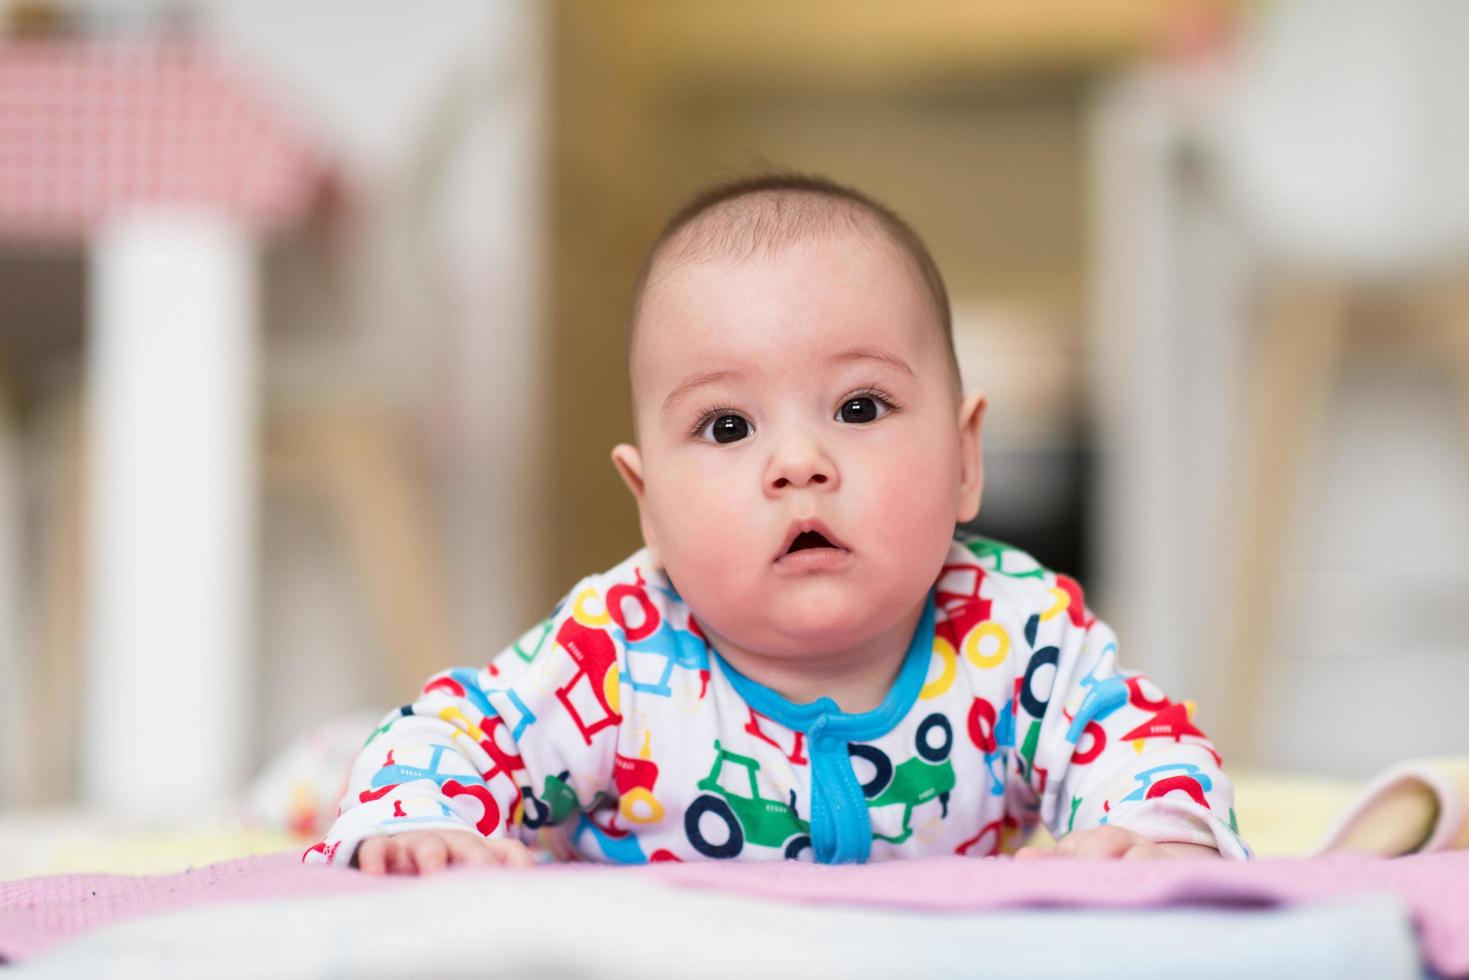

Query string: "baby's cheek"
[[648, 469, 756, 582], [865, 446, 962, 548]]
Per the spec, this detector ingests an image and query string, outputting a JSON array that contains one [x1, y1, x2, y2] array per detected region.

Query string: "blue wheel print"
[[848, 743, 893, 799]]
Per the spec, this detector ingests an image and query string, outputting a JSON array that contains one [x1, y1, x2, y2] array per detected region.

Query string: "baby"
[[306, 174, 1248, 874]]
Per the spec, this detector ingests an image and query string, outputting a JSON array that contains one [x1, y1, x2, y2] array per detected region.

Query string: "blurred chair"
[[1213, 0, 1469, 763], [0, 37, 456, 813]]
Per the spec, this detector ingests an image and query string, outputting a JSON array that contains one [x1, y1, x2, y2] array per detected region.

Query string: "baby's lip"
[[775, 519, 850, 561]]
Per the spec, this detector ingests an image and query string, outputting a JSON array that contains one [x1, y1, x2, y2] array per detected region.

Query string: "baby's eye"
[[836, 394, 892, 424], [699, 413, 753, 444]]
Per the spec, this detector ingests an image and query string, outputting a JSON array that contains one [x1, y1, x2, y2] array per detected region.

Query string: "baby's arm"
[[304, 681, 535, 873], [305, 581, 625, 873], [1004, 573, 1248, 860]]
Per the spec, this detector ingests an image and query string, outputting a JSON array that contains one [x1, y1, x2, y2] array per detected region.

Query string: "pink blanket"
[[2, 851, 1465, 975]]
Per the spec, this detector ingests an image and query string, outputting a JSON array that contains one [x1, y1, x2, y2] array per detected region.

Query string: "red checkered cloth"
[[0, 37, 334, 244]]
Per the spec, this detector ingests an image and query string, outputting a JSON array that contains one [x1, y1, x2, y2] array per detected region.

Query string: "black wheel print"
[[784, 834, 812, 861], [685, 794, 744, 859], [848, 743, 894, 799], [1021, 646, 1060, 718], [916, 713, 953, 763], [519, 786, 550, 829]]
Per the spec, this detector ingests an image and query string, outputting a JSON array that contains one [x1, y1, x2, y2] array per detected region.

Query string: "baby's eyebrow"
[[829, 346, 915, 378], [662, 369, 743, 414]]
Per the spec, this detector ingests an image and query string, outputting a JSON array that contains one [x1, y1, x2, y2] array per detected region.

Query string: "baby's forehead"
[[633, 234, 931, 363], [638, 219, 928, 330]]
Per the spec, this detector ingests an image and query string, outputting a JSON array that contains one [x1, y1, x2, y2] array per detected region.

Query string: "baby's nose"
[[765, 443, 838, 494], [771, 468, 829, 490]]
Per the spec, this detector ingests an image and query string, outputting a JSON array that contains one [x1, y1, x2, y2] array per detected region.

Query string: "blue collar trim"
[[712, 591, 936, 742]]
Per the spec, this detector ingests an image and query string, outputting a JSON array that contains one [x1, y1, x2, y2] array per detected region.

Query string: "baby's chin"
[[707, 583, 904, 655]]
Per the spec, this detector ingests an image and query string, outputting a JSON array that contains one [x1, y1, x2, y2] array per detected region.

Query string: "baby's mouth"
[[775, 521, 851, 562], [787, 530, 836, 553]]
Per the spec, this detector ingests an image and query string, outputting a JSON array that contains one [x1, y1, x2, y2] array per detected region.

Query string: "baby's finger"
[[410, 835, 449, 875], [1013, 846, 1058, 860], [443, 833, 493, 867], [385, 837, 415, 875], [355, 838, 387, 874], [1058, 828, 1130, 859], [486, 839, 536, 868]]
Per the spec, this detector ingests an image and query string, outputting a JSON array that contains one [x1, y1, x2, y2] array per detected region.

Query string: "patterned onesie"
[[306, 534, 1249, 866]]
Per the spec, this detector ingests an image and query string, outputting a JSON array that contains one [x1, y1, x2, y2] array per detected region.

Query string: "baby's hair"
[[627, 172, 961, 395]]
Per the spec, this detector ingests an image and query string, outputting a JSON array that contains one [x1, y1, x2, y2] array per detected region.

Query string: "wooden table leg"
[[1214, 275, 1347, 766]]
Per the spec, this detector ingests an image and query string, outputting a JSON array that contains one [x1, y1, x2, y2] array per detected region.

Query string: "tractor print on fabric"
[[932, 561, 1012, 679], [966, 695, 1014, 795], [744, 706, 809, 765], [851, 713, 957, 845], [684, 740, 811, 859], [511, 617, 553, 665], [615, 730, 666, 825], [553, 590, 622, 745], [360, 744, 500, 835], [962, 536, 1047, 580], [1119, 702, 1222, 766], [518, 770, 578, 829], [607, 569, 712, 700], [563, 733, 679, 865], [413, 671, 531, 826], [955, 812, 1022, 857], [571, 807, 649, 864], [1099, 762, 1214, 824]]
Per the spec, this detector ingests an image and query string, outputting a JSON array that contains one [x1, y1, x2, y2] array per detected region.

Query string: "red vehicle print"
[[443, 778, 501, 835], [744, 707, 809, 765], [956, 813, 1019, 857], [301, 840, 339, 863], [935, 563, 994, 652], [554, 617, 622, 745], [614, 730, 666, 824], [1070, 720, 1106, 765], [607, 569, 661, 643], [1120, 702, 1222, 766], [1126, 675, 1171, 711], [1052, 574, 1095, 629]]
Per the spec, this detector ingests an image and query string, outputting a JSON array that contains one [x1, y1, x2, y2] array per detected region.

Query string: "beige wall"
[[543, 1, 1154, 592]]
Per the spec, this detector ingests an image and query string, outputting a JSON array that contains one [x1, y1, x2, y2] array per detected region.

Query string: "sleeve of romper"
[[1004, 571, 1251, 859], [303, 576, 627, 867]]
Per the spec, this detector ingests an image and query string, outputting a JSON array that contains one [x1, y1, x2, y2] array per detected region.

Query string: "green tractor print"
[[685, 740, 811, 860], [849, 713, 957, 845], [962, 536, 1045, 580]]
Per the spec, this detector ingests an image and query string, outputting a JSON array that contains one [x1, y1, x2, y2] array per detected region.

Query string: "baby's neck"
[[705, 600, 926, 715]]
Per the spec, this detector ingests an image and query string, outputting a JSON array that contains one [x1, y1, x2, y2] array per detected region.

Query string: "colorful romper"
[[306, 534, 1250, 866]]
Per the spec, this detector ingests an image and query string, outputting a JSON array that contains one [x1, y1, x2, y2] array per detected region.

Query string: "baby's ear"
[[610, 443, 645, 500], [610, 444, 660, 561], [955, 392, 986, 523]]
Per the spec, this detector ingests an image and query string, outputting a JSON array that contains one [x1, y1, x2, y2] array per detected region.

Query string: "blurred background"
[[2, 0, 1468, 841]]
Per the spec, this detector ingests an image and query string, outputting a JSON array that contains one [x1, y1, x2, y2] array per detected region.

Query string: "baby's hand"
[[1014, 826, 1219, 860], [352, 830, 535, 875]]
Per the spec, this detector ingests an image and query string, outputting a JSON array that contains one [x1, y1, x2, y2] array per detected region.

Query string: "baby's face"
[[613, 232, 985, 660]]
